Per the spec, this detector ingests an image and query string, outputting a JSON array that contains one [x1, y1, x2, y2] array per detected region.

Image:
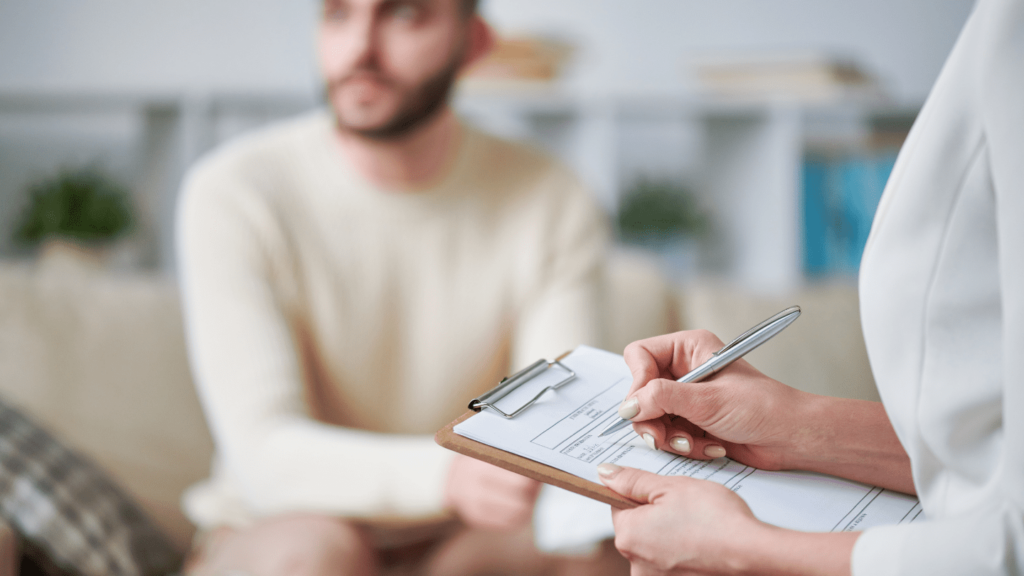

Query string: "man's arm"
[[510, 169, 609, 369], [176, 163, 454, 522]]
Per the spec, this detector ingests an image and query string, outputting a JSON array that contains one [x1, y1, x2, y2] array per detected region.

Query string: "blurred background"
[[0, 0, 974, 292], [0, 0, 978, 557]]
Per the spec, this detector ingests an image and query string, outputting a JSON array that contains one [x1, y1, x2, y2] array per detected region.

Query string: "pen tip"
[[598, 419, 627, 437]]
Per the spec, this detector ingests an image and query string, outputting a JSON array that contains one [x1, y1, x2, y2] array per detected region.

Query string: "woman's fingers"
[[617, 329, 805, 472], [630, 415, 671, 452], [622, 330, 725, 396], [628, 377, 689, 421], [601, 465, 767, 575], [632, 416, 729, 459], [627, 376, 732, 430], [596, 464, 675, 504], [622, 339, 674, 397]]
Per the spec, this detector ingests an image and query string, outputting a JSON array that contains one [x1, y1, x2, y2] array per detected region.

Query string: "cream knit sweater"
[[175, 111, 607, 528]]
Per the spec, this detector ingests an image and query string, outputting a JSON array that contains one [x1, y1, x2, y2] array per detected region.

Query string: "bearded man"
[[175, 0, 626, 574]]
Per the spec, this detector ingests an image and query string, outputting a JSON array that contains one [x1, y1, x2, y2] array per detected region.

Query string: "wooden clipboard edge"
[[435, 411, 638, 510]]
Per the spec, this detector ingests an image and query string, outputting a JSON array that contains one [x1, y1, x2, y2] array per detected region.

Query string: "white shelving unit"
[[0, 90, 316, 271], [456, 89, 917, 294], [0, 88, 915, 292]]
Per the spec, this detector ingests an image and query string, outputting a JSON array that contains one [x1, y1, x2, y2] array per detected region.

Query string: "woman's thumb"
[[597, 464, 668, 504], [625, 377, 696, 423]]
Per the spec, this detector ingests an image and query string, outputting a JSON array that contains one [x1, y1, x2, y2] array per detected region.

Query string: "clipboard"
[[434, 352, 638, 510]]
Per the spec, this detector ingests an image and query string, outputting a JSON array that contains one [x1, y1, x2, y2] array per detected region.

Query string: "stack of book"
[[691, 52, 883, 103], [802, 150, 897, 276], [460, 36, 574, 90]]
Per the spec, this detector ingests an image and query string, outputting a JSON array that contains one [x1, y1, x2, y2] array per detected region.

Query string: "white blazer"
[[855, 0, 1024, 574]]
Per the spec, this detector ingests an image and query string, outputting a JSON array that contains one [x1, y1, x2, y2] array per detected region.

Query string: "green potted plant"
[[12, 166, 135, 264], [617, 177, 711, 276]]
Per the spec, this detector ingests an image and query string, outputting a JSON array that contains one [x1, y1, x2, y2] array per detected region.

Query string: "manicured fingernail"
[[597, 463, 623, 478], [618, 398, 640, 420], [642, 433, 657, 451], [669, 437, 691, 454], [704, 445, 726, 458]]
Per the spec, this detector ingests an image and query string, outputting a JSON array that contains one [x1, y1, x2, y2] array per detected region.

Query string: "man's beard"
[[328, 52, 463, 141]]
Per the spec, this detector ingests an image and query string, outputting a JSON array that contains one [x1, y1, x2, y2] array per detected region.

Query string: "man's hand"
[[444, 455, 541, 531]]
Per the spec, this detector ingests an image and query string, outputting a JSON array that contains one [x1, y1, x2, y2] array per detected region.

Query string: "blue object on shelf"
[[802, 151, 896, 276]]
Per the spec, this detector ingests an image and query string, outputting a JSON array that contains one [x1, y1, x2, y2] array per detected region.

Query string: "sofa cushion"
[[0, 246, 214, 549], [602, 249, 679, 355], [0, 397, 181, 575]]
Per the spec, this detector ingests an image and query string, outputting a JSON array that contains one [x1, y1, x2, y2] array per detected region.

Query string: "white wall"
[[0, 0, 973, 101], [482, 0, 975, 104], [0, 0, 975, 274], [0, 0, 320, 96]]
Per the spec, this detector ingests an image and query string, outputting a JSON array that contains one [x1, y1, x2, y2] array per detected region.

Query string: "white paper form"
[[456, 346, 924, 532]]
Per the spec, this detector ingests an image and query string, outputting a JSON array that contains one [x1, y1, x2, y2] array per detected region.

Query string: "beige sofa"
[[0, 245, 878, 554]]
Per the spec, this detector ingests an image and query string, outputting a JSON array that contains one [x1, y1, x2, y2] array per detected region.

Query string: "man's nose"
[[343, 12, 379, 70]]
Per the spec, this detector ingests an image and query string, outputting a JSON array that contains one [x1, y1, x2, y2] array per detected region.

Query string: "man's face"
[[319, 0, 469, 140]]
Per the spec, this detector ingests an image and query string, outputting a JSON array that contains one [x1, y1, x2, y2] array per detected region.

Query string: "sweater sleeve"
[[852, 2, 1024, 573], [510, 168, 609, 371], [176, 162, 454, 525]]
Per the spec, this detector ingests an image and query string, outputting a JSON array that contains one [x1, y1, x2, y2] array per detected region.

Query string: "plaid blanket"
[[0, 399, 181, 576]]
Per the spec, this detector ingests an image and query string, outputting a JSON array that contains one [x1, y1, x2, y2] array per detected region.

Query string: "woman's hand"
[[598, 465, 859, 576], [620, 329, 916, 494], [620, 330, 817, 471], [598, 464, 768, 575], [444, 455, 541, 531]]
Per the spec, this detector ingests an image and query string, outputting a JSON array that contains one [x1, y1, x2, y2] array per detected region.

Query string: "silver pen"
[[598, 305, 801, 437]]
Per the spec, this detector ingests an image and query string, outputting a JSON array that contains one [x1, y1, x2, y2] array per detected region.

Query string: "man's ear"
[[460, 15, 495, 71]]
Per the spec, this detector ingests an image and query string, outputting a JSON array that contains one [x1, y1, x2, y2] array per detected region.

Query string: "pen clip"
[[715, 305, 802, 356]]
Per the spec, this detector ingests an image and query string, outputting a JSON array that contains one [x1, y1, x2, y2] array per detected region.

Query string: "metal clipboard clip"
[[468, 358, 576, 419]]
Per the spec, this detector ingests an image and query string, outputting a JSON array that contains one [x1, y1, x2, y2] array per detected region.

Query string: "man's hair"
[[321, 0, 478, 18], [459, 0, 479, 17]]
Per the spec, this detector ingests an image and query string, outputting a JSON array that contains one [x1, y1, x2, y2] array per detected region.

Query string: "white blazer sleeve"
[[853, 2, 1024, 573]]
